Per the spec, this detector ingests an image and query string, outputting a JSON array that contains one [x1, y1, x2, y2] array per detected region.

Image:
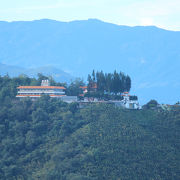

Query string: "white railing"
[[18, 90, 65, 94]]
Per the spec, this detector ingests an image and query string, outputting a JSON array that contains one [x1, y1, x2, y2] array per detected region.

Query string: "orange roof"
[[50, 95, 66, 97], [16, 94, 65, 97], [80, 86, 88, 89], [80, 84, 97, 89], [17, 86, 66, 90], [79, 94, 85, 97], [124, 92, 129, 94]]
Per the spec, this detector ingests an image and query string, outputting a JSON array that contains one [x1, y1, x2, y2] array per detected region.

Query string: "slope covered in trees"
[[0, 75, 180, 180]]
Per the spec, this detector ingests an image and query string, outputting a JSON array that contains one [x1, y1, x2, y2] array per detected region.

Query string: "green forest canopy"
[[87, 70, 131, 94], [0, 75, 180, 180]]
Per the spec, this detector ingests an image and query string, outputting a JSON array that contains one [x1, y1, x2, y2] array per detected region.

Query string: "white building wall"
[[17, 89, 65, 95]]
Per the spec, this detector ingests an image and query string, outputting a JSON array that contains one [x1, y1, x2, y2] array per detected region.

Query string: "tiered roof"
[[17, 86, 66, 90]]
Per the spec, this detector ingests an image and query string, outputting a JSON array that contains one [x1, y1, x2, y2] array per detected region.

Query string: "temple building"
[[16, 80, 66, 98]]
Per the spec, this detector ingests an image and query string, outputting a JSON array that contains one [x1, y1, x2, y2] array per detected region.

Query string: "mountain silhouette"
[[0, 19, 179, 104]]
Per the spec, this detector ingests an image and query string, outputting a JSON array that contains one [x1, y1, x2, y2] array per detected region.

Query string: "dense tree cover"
[[87, 70, 131, 94], [0, 75, 180, 180], [65, 78, 85, 96], [0, 74, 38, 105], [143, 100, 159, 110]]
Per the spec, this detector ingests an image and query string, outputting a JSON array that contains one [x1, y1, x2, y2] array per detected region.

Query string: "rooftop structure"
[[16, 80, 66, 98], [79, 83, 97, 96], [121, 92, 140, 109], [79, 86, 88, 96], [41, 79, 50, 86]]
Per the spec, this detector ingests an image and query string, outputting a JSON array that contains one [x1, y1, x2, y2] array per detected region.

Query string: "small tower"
[[123, 92, 130, 102], [41, 80, 50, 86]]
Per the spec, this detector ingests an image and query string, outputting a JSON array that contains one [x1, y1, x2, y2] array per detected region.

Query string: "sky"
[[0, 0, 180, 31]]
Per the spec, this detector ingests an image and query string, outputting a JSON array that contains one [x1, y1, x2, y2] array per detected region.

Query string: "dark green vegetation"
[[66, 78, 85, 96], [86, 70, 134, 100], [0, 76, 180, 180], [88, 70, 131, 94]]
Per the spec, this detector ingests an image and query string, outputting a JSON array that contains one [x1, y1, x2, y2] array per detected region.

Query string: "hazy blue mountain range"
[[0, 63, 74, 82], [0, 19, 180, 104]]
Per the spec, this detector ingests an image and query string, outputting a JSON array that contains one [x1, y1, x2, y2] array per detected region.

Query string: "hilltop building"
[[121, 92, 140, 109], [16, 80, 78, 103], [16, 80, 140, 109], [78, 87, 141, 109], [16, 80, 66, 98], [111, 92, 141, 109]]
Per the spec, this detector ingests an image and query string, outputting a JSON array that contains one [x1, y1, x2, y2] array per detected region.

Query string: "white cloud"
[[122, 0, 180, 27], [140, 18, 154, 26]]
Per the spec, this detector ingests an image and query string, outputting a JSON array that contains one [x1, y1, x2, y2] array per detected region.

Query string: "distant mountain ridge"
[[0, 19, 180, 104], [0, 63, 73, 82]]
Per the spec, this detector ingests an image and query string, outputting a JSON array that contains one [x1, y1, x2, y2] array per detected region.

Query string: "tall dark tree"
[[87, 74, 93, 91], [97, 71, 106, 92], [125, 75, 131, 92], [105, 73, 112, 93], [112, 71, 120, 94], [92, 70, 96, 82], [118, 72, 123, 94]]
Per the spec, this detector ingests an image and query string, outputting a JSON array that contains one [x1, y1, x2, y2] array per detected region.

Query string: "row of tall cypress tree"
[[87, 70, 131, 94]]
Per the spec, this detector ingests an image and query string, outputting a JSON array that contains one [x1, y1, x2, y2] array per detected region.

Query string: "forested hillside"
[[0, 75, 180, 180]]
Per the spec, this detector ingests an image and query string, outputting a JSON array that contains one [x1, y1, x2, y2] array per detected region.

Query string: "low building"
[[121, 92, 141, 109], [16, 80, 66, 98], [60, 96, 78, 103]]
